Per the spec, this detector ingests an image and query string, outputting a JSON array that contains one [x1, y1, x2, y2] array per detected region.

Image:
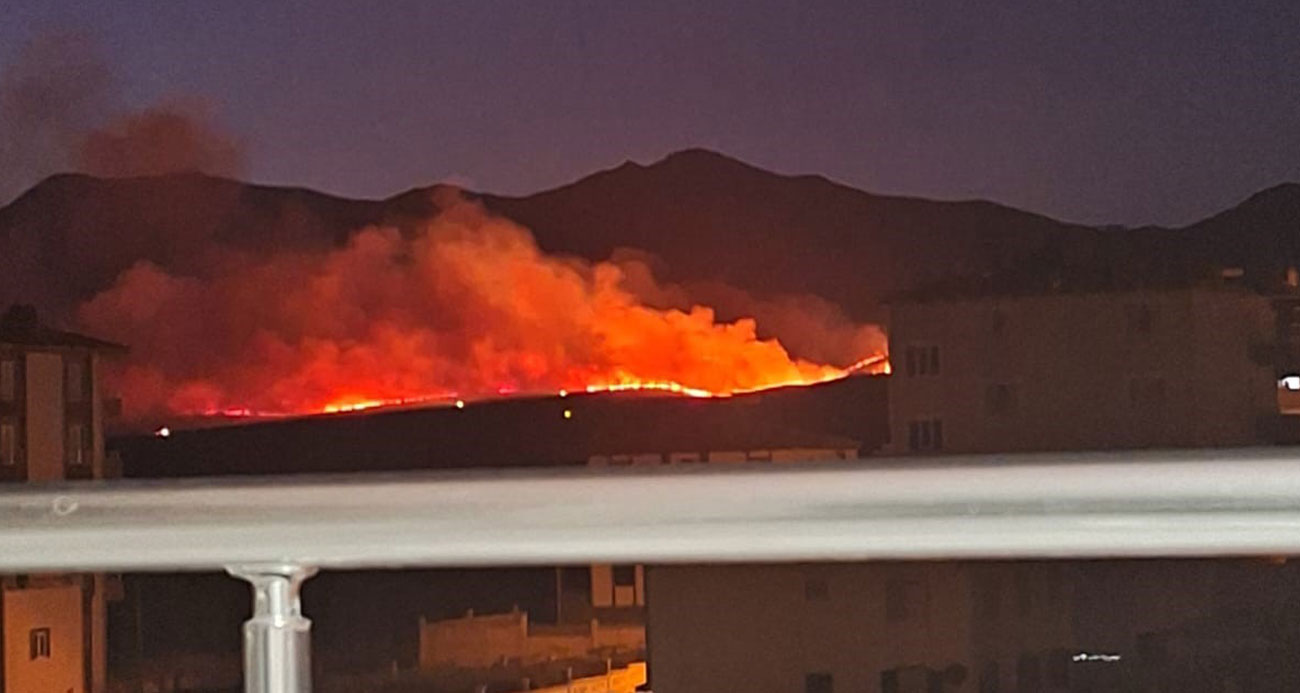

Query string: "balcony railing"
[[4, 447, 1300, 692]]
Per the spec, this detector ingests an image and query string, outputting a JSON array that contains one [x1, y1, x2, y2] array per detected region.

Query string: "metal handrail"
[[4, 447, 1300, 572], [7, 447, 1300, 692]]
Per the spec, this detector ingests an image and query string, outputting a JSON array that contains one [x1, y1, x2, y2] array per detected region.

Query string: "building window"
[[805, 672, 833, 693], [29, 627, 51, 660], [984, 384, 1018, 417], [904, 345, 941, 376], [978, 661, 999, 693], [907, 419, 944, 452], [990, 309, 1006, 334], [977, 578, 1001, 622], [1128, 376, 1167, 407], [1045, 649, 1069, 688], [1014, 570, 1033, 616], [0, 420, 17, 466], [804, 577, 829, 601], [1126, 304, 1156, 335], [610, 564, 639, 606], [1045, 568, 1063, 608], [885, 580, 925, 623], [0, 358, 15, 402], [1016, 654, 1041, 693], [66, 422, 90, 466], [64, 356, 88, 403], [612, 564, 636, 587]]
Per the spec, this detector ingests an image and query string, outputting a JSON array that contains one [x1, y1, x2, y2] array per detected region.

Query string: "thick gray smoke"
[[0, 31, 111, 203], [0, 31, 243, 204]]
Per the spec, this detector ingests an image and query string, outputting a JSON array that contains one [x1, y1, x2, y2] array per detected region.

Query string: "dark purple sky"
[[4, 0, 1298, 226]]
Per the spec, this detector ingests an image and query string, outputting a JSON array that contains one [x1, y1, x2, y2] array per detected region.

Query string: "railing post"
[[227, 564, 318, 693]]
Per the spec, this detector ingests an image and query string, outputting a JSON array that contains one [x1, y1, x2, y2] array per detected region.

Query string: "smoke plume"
[[0, 31, 242, 204], [0, 31, 111, 202], [78, 100, 244, 178], [80, 198, 876, 420], [612, 251, 884, 367]]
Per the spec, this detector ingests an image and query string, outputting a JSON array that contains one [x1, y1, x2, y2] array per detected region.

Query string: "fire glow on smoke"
[[80, 198, 887, 420]]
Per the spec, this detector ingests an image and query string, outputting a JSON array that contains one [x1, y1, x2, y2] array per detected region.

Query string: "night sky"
[[3, 0, 1297, 226]]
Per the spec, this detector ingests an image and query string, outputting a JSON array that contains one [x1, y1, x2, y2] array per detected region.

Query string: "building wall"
[[586, 447, 853, 620], [418, 609, 645, 671], [2, 344, 110, 692], [524, 661, 647, 693], [888, 289, 1276, 455], [24, 352, 64, 482], [3, 583, 85, 693], [965, 563, 1076, 692], [646, 563, 979, 693], [419, 610, 528, 669], [590, 565, 645, 608]]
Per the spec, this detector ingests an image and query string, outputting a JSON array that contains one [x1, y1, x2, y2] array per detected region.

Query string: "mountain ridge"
[[2, 149, 1297, 324]]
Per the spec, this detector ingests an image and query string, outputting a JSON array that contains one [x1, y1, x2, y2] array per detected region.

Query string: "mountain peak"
[[653, 148, 778, 177], [1243, 182, 1300, 208]]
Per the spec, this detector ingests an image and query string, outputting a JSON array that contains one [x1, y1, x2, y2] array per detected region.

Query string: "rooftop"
[[0, 304, 127, 352]]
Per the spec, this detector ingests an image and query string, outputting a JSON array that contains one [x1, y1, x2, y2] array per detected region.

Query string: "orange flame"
[[79, 198, 887, 421]]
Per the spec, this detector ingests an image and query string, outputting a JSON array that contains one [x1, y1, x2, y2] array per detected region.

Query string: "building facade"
[[647, 561, 1076, 693], [1, 305, 123, 693], [646, 285, 1300, 693], [887, 287, 1277, 455], [576, 440, 861, 627]]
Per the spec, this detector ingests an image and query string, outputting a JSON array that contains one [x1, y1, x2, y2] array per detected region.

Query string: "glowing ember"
[[79, 197, 888, 421]]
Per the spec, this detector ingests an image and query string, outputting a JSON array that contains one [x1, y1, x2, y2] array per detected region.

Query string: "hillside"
[[2, 150, 1297, 324]]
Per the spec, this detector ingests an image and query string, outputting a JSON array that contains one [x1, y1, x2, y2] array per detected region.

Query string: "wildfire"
[[79, 197, 888, 421]]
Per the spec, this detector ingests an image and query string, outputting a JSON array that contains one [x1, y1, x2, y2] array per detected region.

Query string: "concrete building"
[[1, 304, 124, 692], [887, 286, 1277, 454], [110, 371, 887, 683], [581, 432, 860, 626], [647, 561, 1076, 693], [417, 608, 643, 670], [646, 284, 1300, 693]]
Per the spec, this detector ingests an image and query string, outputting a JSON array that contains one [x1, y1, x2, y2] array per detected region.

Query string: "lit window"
[[29, 627, 50, 660], [1280, 375, 1300, 392]]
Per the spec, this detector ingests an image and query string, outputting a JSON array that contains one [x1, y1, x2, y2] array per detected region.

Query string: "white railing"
[[5, 447, 1300, 691]]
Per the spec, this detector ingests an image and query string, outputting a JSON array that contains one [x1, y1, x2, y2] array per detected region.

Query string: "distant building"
[[581, 430, 861, 626], [110, 374, 887, 680], [1, 304, 125, 693], [647, 560, 1076, 693], [645, 283, 1300, 693], [887, 286, 1277, 454], [417, 607, 642, 670]]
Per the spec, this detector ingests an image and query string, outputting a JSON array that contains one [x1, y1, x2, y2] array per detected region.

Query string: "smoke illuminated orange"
[[79, 197, 887, 421]]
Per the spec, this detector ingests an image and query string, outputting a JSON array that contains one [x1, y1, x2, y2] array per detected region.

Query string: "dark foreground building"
[[107, 376, 888, 687]]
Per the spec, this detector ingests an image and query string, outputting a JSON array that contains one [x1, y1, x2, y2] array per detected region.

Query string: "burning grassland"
[[80, 197, 886, 422]]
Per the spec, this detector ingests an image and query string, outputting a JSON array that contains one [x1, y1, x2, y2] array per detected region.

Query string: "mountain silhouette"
[[2, 149, 1297, 322]]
